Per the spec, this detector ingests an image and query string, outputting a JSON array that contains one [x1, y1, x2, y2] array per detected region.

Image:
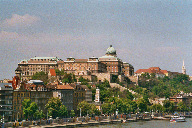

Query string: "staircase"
[[110, 83, 137, 95]]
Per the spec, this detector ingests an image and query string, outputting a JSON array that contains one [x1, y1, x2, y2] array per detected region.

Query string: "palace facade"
[[16, 45, 134, 83]]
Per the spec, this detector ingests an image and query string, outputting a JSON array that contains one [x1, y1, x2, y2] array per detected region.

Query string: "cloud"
[[2, 14, 40, 28]]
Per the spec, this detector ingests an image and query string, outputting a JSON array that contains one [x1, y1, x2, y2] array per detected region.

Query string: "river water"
[[89, 118, 192, 128]]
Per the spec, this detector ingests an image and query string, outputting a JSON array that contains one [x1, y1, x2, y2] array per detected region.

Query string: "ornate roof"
[[106, 45, 116, 55]]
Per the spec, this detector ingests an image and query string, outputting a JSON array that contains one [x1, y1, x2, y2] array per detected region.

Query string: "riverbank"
[[3, 112, 192, 128]]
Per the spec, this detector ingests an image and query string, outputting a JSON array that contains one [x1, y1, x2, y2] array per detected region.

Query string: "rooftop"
[[57, 84, 74, 90]]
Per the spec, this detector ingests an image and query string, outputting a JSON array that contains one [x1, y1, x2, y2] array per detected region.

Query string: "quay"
[[3, 112, 192, 128]]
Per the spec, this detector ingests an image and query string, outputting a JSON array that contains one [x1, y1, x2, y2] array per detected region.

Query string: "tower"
[[15, 66, 22, 79], [182, 60, 186, 74], [95, 88, 100, 103]]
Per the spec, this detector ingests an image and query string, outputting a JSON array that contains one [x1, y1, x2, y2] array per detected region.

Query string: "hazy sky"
[[0, 0, 192, 80]]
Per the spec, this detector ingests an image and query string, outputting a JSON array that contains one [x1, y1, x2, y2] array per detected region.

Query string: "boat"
[[170, 119, 177, 123], [170, 115, 186, 122]]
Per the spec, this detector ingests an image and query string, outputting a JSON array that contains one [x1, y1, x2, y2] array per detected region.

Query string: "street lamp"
[[80, 108, 81, 117], [0, 106, 4, 123], [17, 112, 19, 122], [2, 113, 4, 123]]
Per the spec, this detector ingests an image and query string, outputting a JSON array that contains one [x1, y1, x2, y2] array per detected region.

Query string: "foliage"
[[163, 100, 174, 113], [136, 98, 148, 112], [34, 110, 45, 120], [62, 73, 76, 84], [102, 103, 112, 114], [177, 101, 188, 112], [22, 99, 38, 120], [124, 77, 131, 85], [102, 97, 137, 114], [150, 104, 164, 112], [111, 75, 119, 83], [120, 90, 134, 100], [138, 74, 192, 99], [31, 71, 48, 84], [77, 101, 100, 116], [45, 97, 68, 118], [190, 101, 192, 112], [55, 69, 65, 76], [79, 76, 90, 85], [70, 110, 75, 118]]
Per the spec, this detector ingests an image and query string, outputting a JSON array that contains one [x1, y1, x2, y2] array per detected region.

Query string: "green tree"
[[150, 73, 156, 79], [22, 99, 38, 120], [29, 102, 38, 119], [22, 99, 31, 119], [136, 98, 147, 112], [70, 110, 75, 118], [111, 75, 119, 83], [103, 79, 110, 88], [163, 100, 174, 113], [189, 101, 192, 112], [129, 101, 138, 113], [59, 105, 68, 118], [55, 69, 64, 76], [151, 104, 163, 112], [177, 101, 188, 112], [102, 103, 112, 115], [45, 97, 68, 118], [78, 76, 90, 85], [34, 110, 45, 120], [32, 71, 48, 84], [77, 101, 99, 116]]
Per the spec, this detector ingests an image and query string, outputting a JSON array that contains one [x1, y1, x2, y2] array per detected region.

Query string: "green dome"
[[106, 45, 116, 55]]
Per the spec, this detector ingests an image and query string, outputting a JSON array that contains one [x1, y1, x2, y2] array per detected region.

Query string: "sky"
[[0, 0, 192, 80]]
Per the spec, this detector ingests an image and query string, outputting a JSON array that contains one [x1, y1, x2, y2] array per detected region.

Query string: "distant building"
[[149, 97, 166, 106], [182, 60, 186, 74], [13, 81, 52, 121], [16, 57, 63, 81], [48, 69, 56, 78], [16, 45, 134, 83], [135, 67, 183, 78], [51, 82, 74, 110], [169, 92, 192, 110], [0, 83, 13, 122], [135, 67, 165, 78], [70, 84, 92, 110]]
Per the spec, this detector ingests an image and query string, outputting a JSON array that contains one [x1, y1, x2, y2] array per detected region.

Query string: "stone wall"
[[92, 73, 111, 82], [129, 76, 138, 85]]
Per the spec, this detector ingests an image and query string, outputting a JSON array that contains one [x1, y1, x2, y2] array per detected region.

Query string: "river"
[[89, 118, 192, 128]]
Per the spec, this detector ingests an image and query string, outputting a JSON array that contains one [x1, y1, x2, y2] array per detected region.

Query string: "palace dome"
[[106, 45, 116, 55]]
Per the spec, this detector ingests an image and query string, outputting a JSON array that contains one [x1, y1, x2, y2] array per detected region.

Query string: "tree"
[[22, 99, 31, 119], [103, 79, 110, 88], [151, 104, 163, 112], [59, 105, 68, 118], [77, 101, 99, 116], [34, 110, 45, 120], [177, 101, 188, 112], [32, 71, 48, 84], [189, 101, 192, 112], [136, 98, 147, 112], [78, 76, 90, 85], [70, 110, 75, 118], [29, 102, 38, 119], [121, 90, 134, 100], [45, 97, 68, 118], [102, 103, 112, 115], [22, 99, 38, 120], [129, 101, 138, 113], [55, 69, 64, 76], [163, 100, 174, 113], [111, 75, 118, 83]]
